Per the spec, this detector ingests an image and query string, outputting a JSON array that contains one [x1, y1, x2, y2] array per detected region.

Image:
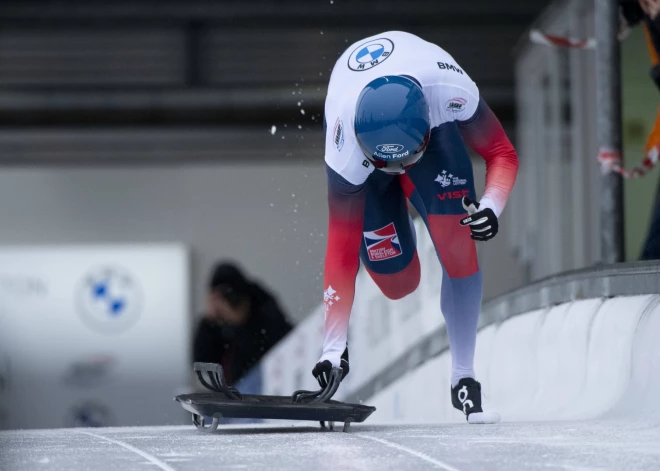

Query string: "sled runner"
[[175, 362, 376, 433]]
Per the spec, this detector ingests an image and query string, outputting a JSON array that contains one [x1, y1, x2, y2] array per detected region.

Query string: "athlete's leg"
[[360, 170, 420, 300], [404, 122, 482, 386]]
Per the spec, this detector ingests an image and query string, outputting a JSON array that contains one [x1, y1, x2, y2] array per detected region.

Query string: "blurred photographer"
[[193, 262, 292, 385], [621, 0, 660, 258]]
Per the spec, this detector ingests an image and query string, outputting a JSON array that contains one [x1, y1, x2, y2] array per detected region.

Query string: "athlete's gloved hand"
[[312, 345, 349, 388], [460, 196, 499, 241]]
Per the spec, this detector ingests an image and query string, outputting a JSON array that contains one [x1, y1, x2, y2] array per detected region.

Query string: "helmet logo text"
[[376, 144, 405, 153]]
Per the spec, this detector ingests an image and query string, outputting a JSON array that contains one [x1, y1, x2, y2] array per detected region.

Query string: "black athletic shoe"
[[451, 377, 501, 424]]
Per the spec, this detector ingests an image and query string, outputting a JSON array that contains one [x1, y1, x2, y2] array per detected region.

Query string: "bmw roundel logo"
[[76, 266, 142, 335], [348, 38, 394, 71]]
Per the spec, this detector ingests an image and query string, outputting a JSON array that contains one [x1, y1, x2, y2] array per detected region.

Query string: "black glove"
[[459, 196, 499, 241], [312, 345, 349, 388]]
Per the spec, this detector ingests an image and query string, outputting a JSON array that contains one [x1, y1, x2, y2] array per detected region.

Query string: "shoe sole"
[[467, 411, 501, 424]]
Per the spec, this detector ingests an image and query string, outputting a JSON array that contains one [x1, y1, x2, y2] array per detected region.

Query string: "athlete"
[[311, 31, 518, 423]]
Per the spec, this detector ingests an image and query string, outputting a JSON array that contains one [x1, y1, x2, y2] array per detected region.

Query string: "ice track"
[[2, 421, 660, 471]]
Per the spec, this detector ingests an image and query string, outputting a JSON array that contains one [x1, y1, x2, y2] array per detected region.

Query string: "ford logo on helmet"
[[376, 144, 405, 153]]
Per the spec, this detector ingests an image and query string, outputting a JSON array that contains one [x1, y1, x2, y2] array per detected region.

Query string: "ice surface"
[[1, 420, 659, 471]]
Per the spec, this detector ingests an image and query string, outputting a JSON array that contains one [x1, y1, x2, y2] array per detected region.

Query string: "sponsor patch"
[[435, 171, 451, 188], [333, 118, 344, 151], [348, 38, 394, 71], [374, 149, 409, 161], [435, 170, 467, 187], [438, 189, 470, 200], [376, 144, 404, 153], [445, 97, 467, 113], [364, 222, 402, 261], [437, 62, 464, 75]]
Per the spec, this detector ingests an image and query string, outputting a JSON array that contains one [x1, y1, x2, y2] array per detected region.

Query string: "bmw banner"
[[0, 244, 190, 429]]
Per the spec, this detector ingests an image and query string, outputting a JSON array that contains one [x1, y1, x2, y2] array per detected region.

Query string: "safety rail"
[[346, 260, 660, 403]]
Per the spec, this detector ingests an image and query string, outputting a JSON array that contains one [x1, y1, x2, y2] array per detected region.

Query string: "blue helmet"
[[354, 75, 430, 174]]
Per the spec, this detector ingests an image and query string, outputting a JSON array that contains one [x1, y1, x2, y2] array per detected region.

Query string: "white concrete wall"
[[369, 294, 660, 424]]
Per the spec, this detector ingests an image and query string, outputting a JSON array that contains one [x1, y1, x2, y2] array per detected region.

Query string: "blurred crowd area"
[[193, 261, 291, 386]]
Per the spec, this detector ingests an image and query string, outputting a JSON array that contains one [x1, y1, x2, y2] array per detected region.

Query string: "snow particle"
[[300, 109, 305, 115], [269, 125, 277, 135]]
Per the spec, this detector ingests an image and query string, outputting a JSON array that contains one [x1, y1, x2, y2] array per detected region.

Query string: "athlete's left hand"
[[460, 196, 499, 241]]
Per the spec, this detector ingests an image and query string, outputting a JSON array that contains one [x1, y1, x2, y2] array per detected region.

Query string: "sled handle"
[[193, 362, 242, 400], [291, 367, 342, 404]]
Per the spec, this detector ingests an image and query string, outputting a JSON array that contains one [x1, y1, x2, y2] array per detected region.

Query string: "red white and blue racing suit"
[[321, 31, 519, 385]]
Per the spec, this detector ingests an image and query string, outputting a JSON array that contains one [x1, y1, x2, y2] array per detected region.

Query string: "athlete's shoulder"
[[328, 32, 425, 83], [407, 37, 479, 125], [323, 102, 375, 187]]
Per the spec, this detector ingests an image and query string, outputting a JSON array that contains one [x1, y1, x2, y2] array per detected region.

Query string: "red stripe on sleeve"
[[321, 181, 366, 363], [459, 99, 519, 216]]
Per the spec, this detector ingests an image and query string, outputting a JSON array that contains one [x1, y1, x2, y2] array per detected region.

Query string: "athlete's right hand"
[[460, 196, 499, 241], [312, 346, 349, 388]]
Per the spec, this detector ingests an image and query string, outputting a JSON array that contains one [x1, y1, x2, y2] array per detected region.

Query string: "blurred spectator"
[[621, 0, 660, 258], [193, 262, 292, 385]]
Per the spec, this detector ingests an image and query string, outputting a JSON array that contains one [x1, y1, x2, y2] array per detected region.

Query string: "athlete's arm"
[[457, 97, 519, 217], [320, 164, 366, 367]]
